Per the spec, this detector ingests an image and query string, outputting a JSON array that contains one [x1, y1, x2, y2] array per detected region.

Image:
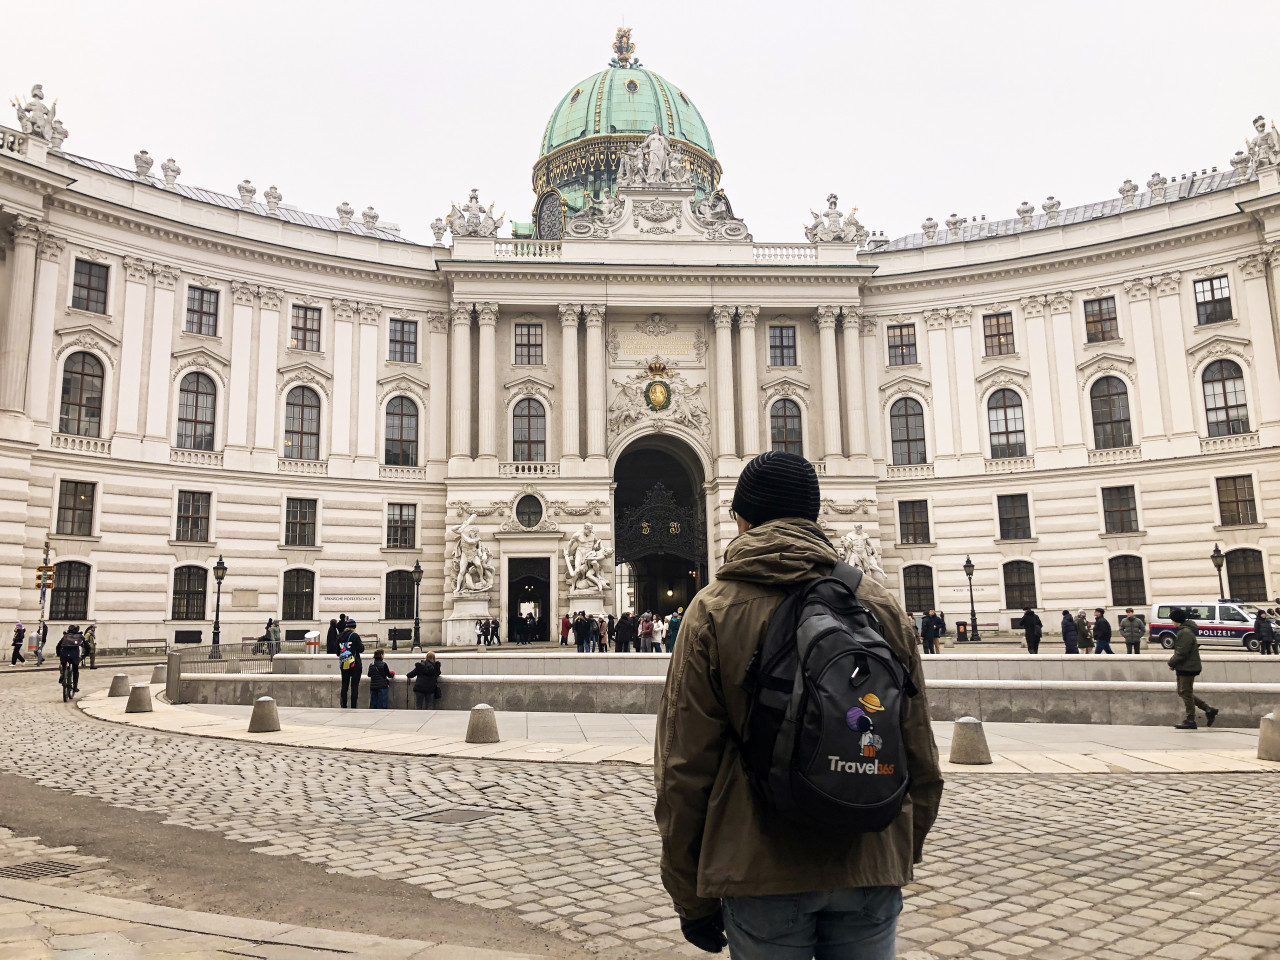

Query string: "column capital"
[[450, 302, 473, 326], [476, 301, 499, 326], [153, 263, 181, 290], [230, 280, 258, 305], [559, 303, 580, 327], [358, 301, 384, 325], [36, 232, 65, 263], [710, 305, 735, 329], [1153, 271, 1181, 297], [813, 305, 840, 330], [1237, 246, 1276, 279], [124, 255, 153, 284], [9, 215, 42, 246], [425, 308, 448, 333], [583, 303, 605, 327], [1019, 295, 1047, 318], [259, 286, 284, 310], [1123, 277, 1156, 301], [1047, 291, 1073, 314], [737, 305, 760, 328], [332, 297, 357, 321]]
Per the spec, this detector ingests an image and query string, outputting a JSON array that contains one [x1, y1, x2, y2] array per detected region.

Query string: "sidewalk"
[[78, 685, 1280, 775], [0, 874, 546, 959]]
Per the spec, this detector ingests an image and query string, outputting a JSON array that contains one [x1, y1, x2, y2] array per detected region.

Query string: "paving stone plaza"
[[1, 670, 1279, 959]]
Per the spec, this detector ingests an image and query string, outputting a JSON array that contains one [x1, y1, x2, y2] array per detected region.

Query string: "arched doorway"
[[613, 436, 708, 617]]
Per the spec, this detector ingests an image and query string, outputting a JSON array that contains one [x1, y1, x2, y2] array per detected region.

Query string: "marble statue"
[[804, 194, 869, 246], [430, 218, 446, 243], [443, 189, 504, 238], [1248, 115, 1280, 168], [838, 523, 886, 583], [641, 125, 670, 183], [566, 191, 625, 238], [161, 158, 181, 189], [264, 185, 283, 215], [564, 522, 613, 593], [691, 190, 752, 241], [665, 140, 692, 184], [616, 140, 647, 187], [450, 514, 496, 594], [48, 119, 67, 149], [13, 85, 55, 140]]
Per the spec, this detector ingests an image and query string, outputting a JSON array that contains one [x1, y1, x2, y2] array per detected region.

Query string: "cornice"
[[442, 265, 867, 286]]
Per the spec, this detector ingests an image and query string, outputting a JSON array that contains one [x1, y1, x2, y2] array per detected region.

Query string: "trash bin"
[[956, 621, 969, 642]]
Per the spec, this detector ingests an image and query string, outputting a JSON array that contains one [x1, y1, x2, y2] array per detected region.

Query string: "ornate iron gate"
[[615, 482, 705, 564]]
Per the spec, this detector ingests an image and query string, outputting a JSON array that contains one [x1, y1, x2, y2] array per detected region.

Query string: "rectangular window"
[[997, 493, 1031, 541], [1101, 485, 1139, 534], [1193, 276, 1232, 325], [175, 491, 212, 543], [285, 498, 317, 546], [514, 323, 543, 365], [898, 500, 931, 544], [72, 260, 109, 314], [769, 326, 797, 366], [1109, 556, 1147, 608], [1084, 297, 1119, 343], [387, 503, 416, 549], [185, 286, 219, 336], [290, 305, 322, 352], [887, 324, 917, 366], [388, 318, 417, 363], [1216, 475, 1257, 526], [983, 313, 1015, 356], [56, 480, 96, 537]]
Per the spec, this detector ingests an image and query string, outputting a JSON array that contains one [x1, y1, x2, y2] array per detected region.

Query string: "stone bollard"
[[949, 716, 993, 765], [150, 664, 167, 685], [124, 684, 153, 714], [248, 696, 281, 733], [465, 703, 500, 744], [108, 674, 131, 697], [1259, 712, 1280, 763]]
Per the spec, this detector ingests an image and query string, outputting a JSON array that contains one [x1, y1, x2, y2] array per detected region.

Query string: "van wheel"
[[1159, 633, 1175, 649], [1244, 634, 1260, 653]]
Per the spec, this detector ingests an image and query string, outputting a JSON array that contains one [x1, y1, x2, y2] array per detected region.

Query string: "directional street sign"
[[36, 565, 54, 572]]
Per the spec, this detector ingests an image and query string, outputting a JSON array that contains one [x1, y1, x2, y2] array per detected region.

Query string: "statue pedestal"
[[444, 596, 492, 647], [565, 590, 606, 618]]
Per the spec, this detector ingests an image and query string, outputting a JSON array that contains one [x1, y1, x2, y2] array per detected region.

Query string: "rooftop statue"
[[805, 194, 870, 246], [444, 188, 505, 238], [617, 126, 692, 189], [1247, 115, 1280, 168], [12, 84, 56, 140], [691, 190, 752, 241], [566, 191, 625, 238]]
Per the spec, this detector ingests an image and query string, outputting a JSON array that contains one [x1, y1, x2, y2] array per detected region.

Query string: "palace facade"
[[2, 35, 1278, 646]]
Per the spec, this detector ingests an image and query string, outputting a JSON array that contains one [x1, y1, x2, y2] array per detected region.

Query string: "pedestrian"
[[560, 613, 571, 646], [1061, 610, 1079, 654], [607, 614, 616, 650], [638, 613, 655, 653], [337, 619, 365, 708], [667, 608, 683, 651], [326, 619, 341, 654], [526, 612, 537, 644], [407, 651, 442, 709], [1119, 608, 1146, 655], [615, 611, 634, 653], [572, 612, 591, 653], [1076, 610, 1094, 653], [588, 615, 600, 652], [1092, 608, 1114, 654], [920, 608, 941, 655], [598, 617, 609, 653], [33, 620, 47, 666], [479, 618, 491, 646], [10, 621, 26, 665], [1022, 607, 1043, 654], [82, 623, 97, 668], [1168, 607, 1218, 730], [268, 617, 281, 655], [655, 450, 942, 957], [367, 649, 395, 709], [490, 617, 501, 645], [1254, 609, 1276, 655]]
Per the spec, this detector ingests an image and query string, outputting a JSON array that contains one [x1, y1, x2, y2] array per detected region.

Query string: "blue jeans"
[[722, 886, 901, 960], [369, 687, 388, 709]]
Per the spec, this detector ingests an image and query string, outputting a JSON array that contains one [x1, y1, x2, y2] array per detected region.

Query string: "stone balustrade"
[[984, 455, 1036, 474], [1200, 432, 1260, 454], [886, 462, 935, 480], [170, 448, 223, 467], [499, 461, 560, 478], [1087, 445, 1142, 465], [494, 240, 562, 259], [51, 433, 111, 455], [379, 464, 428, 480], [0, 124, 26, 156], [277, 457, 328, 475], [753, 243, 818, 263]]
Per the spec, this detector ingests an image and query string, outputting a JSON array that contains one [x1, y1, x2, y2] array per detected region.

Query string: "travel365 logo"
[[834, 691, 894, 773]]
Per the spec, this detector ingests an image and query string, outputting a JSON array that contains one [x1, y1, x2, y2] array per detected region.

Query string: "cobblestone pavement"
[[2, 674, 1279, 959]]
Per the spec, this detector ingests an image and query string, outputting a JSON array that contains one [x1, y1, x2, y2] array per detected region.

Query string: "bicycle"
[[59, 660, 75, 702]]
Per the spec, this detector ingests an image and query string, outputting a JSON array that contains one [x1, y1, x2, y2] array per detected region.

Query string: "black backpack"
[[739, 562, 915, 834]]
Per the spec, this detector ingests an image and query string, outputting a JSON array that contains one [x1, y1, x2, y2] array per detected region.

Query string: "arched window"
[[770, 399, 803, 455], [171, 565, 208, 620], [902, 565, 935, 615], [1108, 555, 1146, 607], [1003, 560, 1037, 610], [1202, 360, 1250, 437], [1226, 548, 1267, 602], [1090, 376, 1132, 450], [987, 389, 1027, 459], [50, 560, 90, 621], [384, 397, 418, 466], [176, 372, 216, 451], [283, 386, 321, 460], [282, 568, 315, 620], [890, 398, 926, 465], [512, 398, 546, 462], [385, 570, 415, 620], [58, 352, 104, 437]]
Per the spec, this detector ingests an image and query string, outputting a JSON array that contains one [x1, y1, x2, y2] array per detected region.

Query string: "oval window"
[[569, 88, 581, 104], [625, 79, 639, 94], [516, 495, 543, 529]]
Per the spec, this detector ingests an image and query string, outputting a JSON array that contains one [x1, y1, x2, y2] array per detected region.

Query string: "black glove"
[[680, 907, 727, 954]]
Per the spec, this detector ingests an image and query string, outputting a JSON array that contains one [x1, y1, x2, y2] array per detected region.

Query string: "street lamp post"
[[211, 555, 227, 659], [963, 555, 981, 643], [1210, 544, 1226, 599], [411, 560, 423, 650]]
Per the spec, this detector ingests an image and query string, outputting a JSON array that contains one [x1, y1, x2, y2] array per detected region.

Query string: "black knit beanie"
[[731, 451, 821, 526]]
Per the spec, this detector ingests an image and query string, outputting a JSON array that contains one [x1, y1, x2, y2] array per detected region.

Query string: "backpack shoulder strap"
[[828, 561, 864, 597]]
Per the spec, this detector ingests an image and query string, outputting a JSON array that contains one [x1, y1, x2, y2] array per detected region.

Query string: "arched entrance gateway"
[[612, 436, 709, 618]]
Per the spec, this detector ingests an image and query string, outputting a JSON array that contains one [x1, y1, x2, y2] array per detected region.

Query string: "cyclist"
[[56, 623, 87, 695]]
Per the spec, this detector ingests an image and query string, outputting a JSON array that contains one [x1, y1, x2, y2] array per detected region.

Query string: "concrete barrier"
[[125, 684, 153, 713], [466, 703, 500, 744], [1259, 712, 1279, 762], [248, 696, 281, 733], [108, 674, 131, 697], [949, 717, 992, 764], [166, 652, 182, 704], [150, 664, 167, 685]]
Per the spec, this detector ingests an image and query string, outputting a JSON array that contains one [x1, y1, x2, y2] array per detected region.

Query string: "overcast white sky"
[[9, 1, 1280, 243]]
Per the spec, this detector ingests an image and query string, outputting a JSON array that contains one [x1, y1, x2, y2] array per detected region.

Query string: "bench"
[[126, 638, 167, 651]]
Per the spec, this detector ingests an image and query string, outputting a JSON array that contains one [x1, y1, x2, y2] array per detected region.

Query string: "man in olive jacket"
[[1168, 607, 1218, 730], [655, 451, 943, 958]]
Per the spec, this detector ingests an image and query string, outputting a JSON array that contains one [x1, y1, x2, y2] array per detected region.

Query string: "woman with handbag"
[[407, 651, 442, 710]]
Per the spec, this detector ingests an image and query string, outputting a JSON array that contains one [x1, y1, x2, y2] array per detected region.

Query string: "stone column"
[[253, 288, 282, 454], [476, 302, 498, 459], [25, 231, 64, 424], [1238, 252, 1280, 427], [737, 306, 761, 455], [144, 264, 181, 451], [814, 306, 842, 458], [584, 304, 607, 458], [841, 311, 867, 459], [450, 302, 472, 459], [712, 306, 736, 458], [330, 299, 356, 458], [559, 304, 580, 459], [427, 311, 449, 462], [1, 219, 41, 413]]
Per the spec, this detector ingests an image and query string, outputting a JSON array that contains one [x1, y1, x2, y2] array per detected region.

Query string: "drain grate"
[[404, 808, 498, 824], [0, 861, 87, 880]]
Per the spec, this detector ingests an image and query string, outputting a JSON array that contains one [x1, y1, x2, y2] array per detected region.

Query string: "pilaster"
[[1, 218, 41, 414], [330, 298, 356, 461], [252, 287, 282, 463], [584, 303, 607, 461], [813, 306, 842, 460], [711, 305, 736, 460], [427, 311, 449, 462], [1238, 250, 1280, 428], [737, 306, 760, 456], [559, 304, 581, 460], [476, 302, 498, 459], [142, 262, 181, 461], [450, 302, 473, 460], [356, 300, 381, 472], [25, 230, 64, 426], [1123, 277, 1167, 453]]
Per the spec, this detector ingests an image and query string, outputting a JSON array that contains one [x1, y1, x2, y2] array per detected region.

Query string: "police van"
[[1149, 600, 1265, 652]]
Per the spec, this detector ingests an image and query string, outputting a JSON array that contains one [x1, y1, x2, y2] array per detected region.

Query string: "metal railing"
[[176, 640, 312, 674]]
